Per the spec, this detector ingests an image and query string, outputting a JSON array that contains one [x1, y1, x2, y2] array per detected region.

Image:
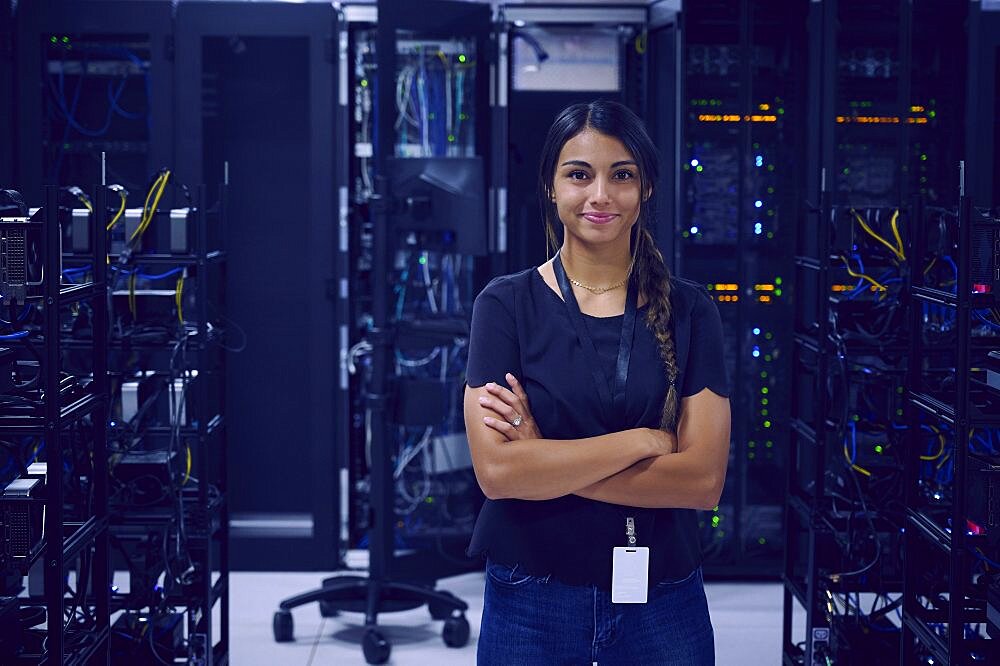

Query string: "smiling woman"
[[462, 100, 732, 665]]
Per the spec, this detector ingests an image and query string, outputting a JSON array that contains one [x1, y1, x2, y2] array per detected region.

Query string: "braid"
[[634, 226, 680, 432]]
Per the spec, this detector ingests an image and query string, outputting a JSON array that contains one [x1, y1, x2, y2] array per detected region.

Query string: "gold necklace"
[[564, 260, 634, 295]]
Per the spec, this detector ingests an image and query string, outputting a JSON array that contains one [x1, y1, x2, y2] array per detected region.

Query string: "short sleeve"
[[465, 278, 520, 390], [680, 290, 730, 398]]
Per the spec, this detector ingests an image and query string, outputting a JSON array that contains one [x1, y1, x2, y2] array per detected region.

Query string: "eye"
[[566, 170, 589, 181], [614, 169, 636, 180]]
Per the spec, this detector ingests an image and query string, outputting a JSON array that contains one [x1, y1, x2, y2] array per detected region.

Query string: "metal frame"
[[5, 185, 110, 664]]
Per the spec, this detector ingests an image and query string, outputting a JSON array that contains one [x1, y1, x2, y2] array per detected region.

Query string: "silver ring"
[[511, 414, 523, 428]]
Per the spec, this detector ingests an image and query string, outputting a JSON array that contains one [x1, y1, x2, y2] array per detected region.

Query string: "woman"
[[463, 100, 731, 665]]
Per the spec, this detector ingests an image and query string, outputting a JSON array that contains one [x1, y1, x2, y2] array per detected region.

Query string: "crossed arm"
[[462, 376, 731, 510]]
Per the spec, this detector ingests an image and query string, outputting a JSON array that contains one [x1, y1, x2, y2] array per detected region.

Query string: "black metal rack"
[[61, 183, 230, 665], [2, 185, 110, 664], [900, 171, 999, 665]]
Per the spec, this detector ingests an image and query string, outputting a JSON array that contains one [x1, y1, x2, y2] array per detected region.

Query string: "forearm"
[[574, 449, 725, 510], [485, 429, 655, 501]]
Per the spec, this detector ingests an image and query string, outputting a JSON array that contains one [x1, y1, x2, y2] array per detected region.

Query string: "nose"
[[588, 176, 611, 207]]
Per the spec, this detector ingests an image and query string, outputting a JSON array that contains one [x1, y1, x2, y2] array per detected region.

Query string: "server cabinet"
[[175, 1, 342, 570]]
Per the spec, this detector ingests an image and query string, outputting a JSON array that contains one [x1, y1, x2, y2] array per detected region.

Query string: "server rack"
[[784, 1, 971, 663], [174, 0, 341, 571], [1, 186, 110, 664], [13, 0, 175, 204], [901, 175, 999, 664], [678, 0, 806, 577]]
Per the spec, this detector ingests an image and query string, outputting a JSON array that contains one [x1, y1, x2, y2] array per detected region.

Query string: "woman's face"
[[551, 129, 644, 248]]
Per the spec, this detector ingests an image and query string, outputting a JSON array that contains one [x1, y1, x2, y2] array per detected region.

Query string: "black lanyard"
[[553, 250, 638, 428]]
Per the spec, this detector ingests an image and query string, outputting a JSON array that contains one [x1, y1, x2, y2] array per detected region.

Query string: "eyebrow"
[[559, 160, 638, 168]]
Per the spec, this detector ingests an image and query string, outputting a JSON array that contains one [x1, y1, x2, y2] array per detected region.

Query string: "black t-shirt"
[[464, 266, 730, 590]]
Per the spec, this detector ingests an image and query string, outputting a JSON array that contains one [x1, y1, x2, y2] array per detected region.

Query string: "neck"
[[558, 237, 632, 287]]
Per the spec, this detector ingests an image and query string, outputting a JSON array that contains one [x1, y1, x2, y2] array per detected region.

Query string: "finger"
[[486, 381, 524, 413], [505, 373, 529, 402], [483, 416, 517, 439], [478, 395, 516, 421]]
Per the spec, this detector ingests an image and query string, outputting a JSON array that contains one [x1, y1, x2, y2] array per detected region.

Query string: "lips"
[[581, 212, 619, 224]]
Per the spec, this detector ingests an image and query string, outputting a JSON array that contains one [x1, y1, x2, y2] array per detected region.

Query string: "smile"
[[581, 213, 619, 224]]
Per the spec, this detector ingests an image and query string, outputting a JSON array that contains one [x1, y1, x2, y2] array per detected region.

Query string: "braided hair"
[[538, 100, 680, 431]]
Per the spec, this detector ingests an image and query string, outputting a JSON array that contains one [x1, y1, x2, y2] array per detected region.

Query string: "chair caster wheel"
[[362, 627, 391, 664], [429, 590, 457, 620], [273, 610, 294, 642], [442, 614, 470, 648], [319, 600, 340, 617]]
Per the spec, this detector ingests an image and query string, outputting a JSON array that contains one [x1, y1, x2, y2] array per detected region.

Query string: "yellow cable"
[[889, 209, 905, 259], [175, 275, 184, 324], [183, 445, 191, 485], [923, 257, 937, 275], [851, 209, 905, 261], [133, 173, 163, 240], [131, 171, 169, 242], [920, 425, 945, 461], [77, 195, 93, 213], [843, 445, 873, 477], [839, 256, 888, 293], [140, 173, 169, 237], [106, 191, 127, 231]]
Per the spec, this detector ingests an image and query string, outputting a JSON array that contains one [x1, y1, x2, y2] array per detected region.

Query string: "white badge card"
[[611, 546, 649, 604]]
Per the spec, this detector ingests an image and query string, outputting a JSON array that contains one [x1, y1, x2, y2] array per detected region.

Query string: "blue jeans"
[[477, 560, 715, 665]]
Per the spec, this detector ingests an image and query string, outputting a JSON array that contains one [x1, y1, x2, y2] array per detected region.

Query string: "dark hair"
[[538, 100, 680, 431]]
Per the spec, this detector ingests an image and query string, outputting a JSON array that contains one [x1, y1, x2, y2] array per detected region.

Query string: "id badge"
[[611, 546, 649, 604]]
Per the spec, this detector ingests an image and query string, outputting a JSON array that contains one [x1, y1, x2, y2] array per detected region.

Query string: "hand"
[[479, 373, 543, 441], [645, 428, 678, 457]]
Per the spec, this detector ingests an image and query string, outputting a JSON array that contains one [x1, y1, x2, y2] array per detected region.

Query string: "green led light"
[[843, 168, 850, 175], [683, 164, 690, 171], [696, 165, 704, 173], [774, 288, 782, 296], [682, 231, 690, 238], [459, 113, 468, 120], [448, 134, 456, 142], [62, 36, 69, 44], [360, 79, 368, 87], [51, 36, 57, 43], [764, 332, 773, 340], [749, 441, 756, 448], [713, 505, 719, 512], [748, 452, 756, 459], [753, 142, 760, 149], [458, 54, 467, 63], [852, 414, 860, 422], [765, 441, 773, 448], [419, 255, 428, 265], [875, 445, 884, 454], [711, 516, 720, 527], [764, 420, 772, 428], [758, 537, 766, 545], [760, 371, 768, 378], [775, 277, 782, 285], [767, 187, 775, 194], [896, 408, 903, 416], [761, 387, 769, 394], [767, 165, 775, 171], [767, 210, 775, 217], [921, 154, 928, 161], [425, 496, 434, 503], [767, 232, 774, 239], [764, 354, 772, 362], [761, 409, 768, 416], [762, 398, 769, 406], [777, 108, 784, 115], [928, 110, 936, 118]]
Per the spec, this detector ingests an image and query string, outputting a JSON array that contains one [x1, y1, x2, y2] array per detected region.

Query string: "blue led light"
[[754, 222, 763, 235], [690, 226, 699, 234], [755, 155, 763, 167], [690, 159, 699, 167], [752, 349, 761, 358], [753, 327, 761, 335], [754, 200, 763, 208]]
